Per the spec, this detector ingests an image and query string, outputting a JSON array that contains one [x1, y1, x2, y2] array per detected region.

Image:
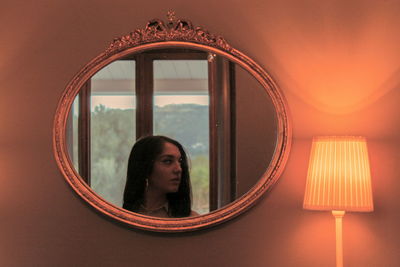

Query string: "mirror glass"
[[66, 48, 277, 216]]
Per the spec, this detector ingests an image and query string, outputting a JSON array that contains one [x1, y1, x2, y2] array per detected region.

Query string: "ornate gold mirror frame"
[[53, 12, 292, 232]]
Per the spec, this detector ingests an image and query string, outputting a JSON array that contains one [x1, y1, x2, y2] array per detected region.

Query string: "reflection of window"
[[67, 49, 236, 214]]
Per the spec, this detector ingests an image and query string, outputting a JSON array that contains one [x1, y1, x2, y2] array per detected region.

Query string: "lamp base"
[[332, 210, 345, 267]]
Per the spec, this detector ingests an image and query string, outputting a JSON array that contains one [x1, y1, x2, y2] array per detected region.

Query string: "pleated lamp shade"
[[303, 136, 373, 212]]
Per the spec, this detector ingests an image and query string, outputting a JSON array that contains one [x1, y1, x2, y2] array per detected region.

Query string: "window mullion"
[[209, 54, 236, 211], [78, 80, 91, 185], [136, 54, 154, 139], [208, 54, 218, 211]]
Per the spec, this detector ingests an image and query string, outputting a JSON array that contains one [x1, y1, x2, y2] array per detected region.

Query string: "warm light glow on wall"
[[242, 2, 400, 116], [303, 136, 373, 212]]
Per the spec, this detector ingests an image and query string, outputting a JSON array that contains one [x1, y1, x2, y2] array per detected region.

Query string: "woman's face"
[[148, 142, 183, 194]]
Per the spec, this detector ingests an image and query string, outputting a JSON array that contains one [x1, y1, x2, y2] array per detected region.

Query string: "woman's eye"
[[162, 159, 173, 164]]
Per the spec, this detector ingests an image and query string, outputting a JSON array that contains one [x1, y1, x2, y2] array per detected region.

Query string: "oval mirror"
[[53, 12, 291, 232]]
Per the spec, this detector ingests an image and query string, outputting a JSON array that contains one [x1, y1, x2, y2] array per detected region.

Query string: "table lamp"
[[303, 136, 373, 267]]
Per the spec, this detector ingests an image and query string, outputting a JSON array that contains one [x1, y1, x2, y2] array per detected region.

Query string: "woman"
[[123, 135, 198, 218]]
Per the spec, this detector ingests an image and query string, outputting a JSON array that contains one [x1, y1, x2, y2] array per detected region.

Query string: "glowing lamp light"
[[303, 136, 373, 267]]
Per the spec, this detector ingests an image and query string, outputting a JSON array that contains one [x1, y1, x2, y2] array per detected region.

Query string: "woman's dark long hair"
[[123, 135, 192, 217]]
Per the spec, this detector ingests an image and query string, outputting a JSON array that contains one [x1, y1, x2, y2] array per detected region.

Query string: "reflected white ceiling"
[[93, 60, 208, 80]]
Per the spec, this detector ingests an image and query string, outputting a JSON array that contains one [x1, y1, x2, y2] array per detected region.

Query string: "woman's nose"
[[173, 161, 182, 173]]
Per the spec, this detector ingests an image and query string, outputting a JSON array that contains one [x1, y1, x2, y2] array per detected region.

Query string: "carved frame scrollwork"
[[53, 12, 292, 232]]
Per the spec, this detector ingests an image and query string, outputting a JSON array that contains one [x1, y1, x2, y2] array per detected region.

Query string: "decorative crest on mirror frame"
[[106, 11, 232, 55], [53, 12, 292, 232]]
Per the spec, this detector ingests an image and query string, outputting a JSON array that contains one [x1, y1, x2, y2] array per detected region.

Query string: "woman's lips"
[[170, 177, 181, 183]]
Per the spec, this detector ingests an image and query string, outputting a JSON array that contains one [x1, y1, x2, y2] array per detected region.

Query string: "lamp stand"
[[332, 210, 345, 267]]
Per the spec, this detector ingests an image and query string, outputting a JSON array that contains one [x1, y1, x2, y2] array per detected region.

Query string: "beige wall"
[[2, 0, 400, 266]]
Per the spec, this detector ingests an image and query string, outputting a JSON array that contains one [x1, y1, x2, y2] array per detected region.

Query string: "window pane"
[[68, 96, 79, 172], [90, 60, 136, 207], [153, 60, 209, 214]]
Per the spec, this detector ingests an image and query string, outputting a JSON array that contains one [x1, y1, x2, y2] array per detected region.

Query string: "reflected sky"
[[90, 95, 209, 111]]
